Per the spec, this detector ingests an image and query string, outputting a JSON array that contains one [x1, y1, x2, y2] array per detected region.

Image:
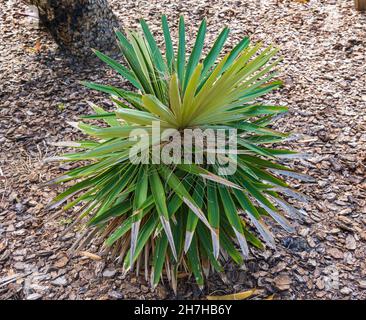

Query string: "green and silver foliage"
[[48, 16, 310, 291]]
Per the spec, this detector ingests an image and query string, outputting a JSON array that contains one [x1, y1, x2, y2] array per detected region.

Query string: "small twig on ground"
[[0, 272, 32, 288]]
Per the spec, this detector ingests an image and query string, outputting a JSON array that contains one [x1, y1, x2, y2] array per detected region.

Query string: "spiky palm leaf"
[[48, 16, 310, 291]]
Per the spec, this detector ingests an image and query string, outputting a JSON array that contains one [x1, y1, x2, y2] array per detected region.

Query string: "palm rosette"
[[47, 16, 309, 291]]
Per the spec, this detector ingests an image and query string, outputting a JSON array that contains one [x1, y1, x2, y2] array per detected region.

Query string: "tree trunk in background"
[[28, 0, 120, 60], [355, 0, 366, 11]]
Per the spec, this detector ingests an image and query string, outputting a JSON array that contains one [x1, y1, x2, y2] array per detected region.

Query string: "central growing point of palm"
[[48, 16, 308, 292]]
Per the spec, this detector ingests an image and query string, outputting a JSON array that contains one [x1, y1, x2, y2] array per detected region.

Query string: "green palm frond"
[[48, 16, 312, 292]]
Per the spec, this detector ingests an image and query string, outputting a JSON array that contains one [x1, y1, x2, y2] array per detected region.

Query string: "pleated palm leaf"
[[48, 16, 310, 291]]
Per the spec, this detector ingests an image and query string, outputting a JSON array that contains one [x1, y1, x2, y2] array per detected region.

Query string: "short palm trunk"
[[29, 0, 120, 60]]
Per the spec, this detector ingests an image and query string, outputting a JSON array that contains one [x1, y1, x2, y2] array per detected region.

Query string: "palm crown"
[[48, 16, 308, 292]]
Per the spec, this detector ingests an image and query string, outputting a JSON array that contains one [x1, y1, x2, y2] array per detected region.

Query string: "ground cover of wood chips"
[[0, 0, 365, 300]]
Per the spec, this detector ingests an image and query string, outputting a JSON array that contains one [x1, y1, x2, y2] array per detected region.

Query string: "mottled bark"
[[28, 0, 120, 60]]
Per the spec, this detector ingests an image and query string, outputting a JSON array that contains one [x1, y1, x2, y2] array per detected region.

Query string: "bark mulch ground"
[[0, 0, 365, 300]]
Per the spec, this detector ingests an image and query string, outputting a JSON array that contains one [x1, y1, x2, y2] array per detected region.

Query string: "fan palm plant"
[[47, 16, 310, 292]]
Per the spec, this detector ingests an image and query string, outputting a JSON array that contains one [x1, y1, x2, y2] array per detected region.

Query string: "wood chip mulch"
[[0, 0, 365, 300]]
